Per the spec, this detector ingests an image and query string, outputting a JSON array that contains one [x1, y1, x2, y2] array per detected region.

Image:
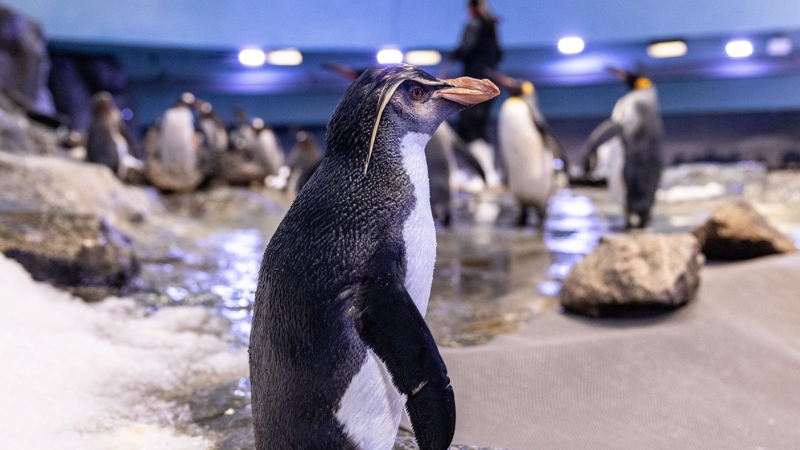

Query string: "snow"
[[0, 254, 248, 450]]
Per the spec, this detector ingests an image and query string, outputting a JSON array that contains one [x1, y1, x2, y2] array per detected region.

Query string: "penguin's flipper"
[[354, 255, 455, 450], [452, 139, 487, 182], [584, 119, 624, 160]]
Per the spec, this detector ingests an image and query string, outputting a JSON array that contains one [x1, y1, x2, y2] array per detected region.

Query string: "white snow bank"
[[0, 254, 248, 450]]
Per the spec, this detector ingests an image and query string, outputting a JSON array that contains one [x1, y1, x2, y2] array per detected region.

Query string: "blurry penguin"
[[251, 117, 285, 177], [494, 73, 564, 227], [584, 69, 664, 228], [143, 92, 204, 192], [194, 99, 228, 180], [86, 91, 143, 181], [324, 62, 486, 226], [286, 130, 323, 195], [217, 110, 269, 186]]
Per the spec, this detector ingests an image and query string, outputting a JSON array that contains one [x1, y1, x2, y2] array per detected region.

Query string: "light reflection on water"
[[423, 189, 611, 346], [132, 189, 613, 348], [134, 170, 800, 349], [134, 229, 263, 347]]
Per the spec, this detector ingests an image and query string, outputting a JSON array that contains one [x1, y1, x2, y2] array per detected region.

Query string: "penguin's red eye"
[[411, 86, 425, 101]]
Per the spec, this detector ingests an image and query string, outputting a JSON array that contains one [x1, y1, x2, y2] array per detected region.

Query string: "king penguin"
[[249, 64, 499, 450], [584, 69, 664, 228], [495, 74, 563, 227]]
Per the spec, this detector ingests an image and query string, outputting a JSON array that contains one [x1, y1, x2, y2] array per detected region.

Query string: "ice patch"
[[657, 182, 727, 203], [0, 254, 248, 450]]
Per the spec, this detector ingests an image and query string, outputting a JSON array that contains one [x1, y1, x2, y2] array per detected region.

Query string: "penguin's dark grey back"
[[621, 87, 664, 225]]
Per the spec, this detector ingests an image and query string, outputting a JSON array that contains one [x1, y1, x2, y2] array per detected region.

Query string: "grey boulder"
[[560, 233, 704, 317], [693, 200, 797, 261], [0, 209, 138, 291]]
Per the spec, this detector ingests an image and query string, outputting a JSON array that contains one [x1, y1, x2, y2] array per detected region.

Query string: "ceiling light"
[[766, 36, 793, 56], [267, 48, 303, 66], [558, 37, 585, 55], [404, 50, 442, 66], [726, 40, 753, 58], [377, 49, 403, 64], [238, 48, 266, 67], [647, 40, 687, 58]]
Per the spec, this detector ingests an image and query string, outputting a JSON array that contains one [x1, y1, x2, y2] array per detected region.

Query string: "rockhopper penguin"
[[249, 64, 498, 450]]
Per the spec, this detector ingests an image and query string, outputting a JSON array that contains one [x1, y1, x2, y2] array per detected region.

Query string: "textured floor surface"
[[440, 252, 800, 449]]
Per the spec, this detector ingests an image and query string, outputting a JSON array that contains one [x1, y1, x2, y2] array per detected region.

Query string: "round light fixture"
[[239, 48, 266, 67], [558, 37, 585, 55], [377, 49, 404, 64], [726, 40, 753, 58]]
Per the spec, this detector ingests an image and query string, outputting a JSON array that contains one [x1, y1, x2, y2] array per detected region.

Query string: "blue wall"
[[129, 73, 800, 128], [6, 0, 800, 49]]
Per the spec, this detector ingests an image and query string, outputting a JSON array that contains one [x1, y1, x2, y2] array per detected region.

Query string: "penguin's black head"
[[608, 67, 651, 90], [91, 91, 117, 119], [327, 64, 499, 173]]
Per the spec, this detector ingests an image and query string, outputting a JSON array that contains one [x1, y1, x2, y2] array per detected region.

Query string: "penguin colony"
[[84, 91, 326, 194], [249, 65, 499, 450]]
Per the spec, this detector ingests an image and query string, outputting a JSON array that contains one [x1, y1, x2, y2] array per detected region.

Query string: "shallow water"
[[126, 165, 800, 351], [66, 165, 800, 449]]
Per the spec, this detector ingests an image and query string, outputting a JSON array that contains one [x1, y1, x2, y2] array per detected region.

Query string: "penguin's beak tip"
[[435, 77, 500, 106]]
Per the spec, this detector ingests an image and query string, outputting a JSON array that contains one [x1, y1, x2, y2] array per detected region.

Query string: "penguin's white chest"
[[334, 132, 437, 449], [498, 98, 553, 209], [399, 132, 436, 315]]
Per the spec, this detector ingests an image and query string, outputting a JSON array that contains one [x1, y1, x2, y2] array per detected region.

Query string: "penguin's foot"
[[625, 212, 646, 229], [517, 207, 529, 227]]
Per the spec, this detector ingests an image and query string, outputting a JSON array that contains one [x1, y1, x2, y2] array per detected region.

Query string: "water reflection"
[[129, 165, 800, 349], [133, 228, 263, 347]]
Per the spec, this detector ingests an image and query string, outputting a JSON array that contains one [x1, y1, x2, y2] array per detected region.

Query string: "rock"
[[0, 108, 34, 153], [0, 89, 60, 155], [0, 6, 53, 113], [560, 233, 704, 317], [0, 152, 164, 228], [0, 209, 138, 291], [393, 437, 506, 450], [693, 200, 797, 261], [187, 379, 503, 450]]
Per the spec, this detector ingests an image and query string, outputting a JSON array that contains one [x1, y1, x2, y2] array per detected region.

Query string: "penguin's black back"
[[623, 89, 664, 224], [87, 124, 120, 173], [250, 66, 424, 448]]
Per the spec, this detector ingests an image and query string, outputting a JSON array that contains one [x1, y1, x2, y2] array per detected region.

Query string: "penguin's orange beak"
[[434, 77, 500, 106]]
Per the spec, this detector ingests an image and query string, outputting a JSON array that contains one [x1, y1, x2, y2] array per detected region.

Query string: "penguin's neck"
[[398, 132, 436, 316]]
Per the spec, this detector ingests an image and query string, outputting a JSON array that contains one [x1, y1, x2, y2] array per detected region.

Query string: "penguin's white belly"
[[336, 350, 404, 450], [498, 99, 553, 209], [399, 132, 436, 316], [336, 133, 436, 449], [161, 109, 198, 173], [606, 136, 626, 205], [111, 131, 129, 177]]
